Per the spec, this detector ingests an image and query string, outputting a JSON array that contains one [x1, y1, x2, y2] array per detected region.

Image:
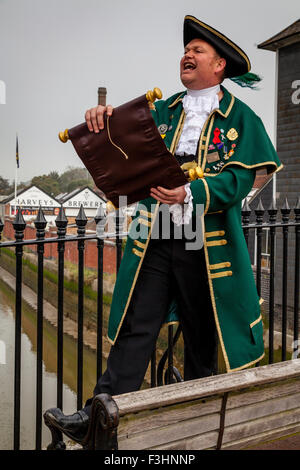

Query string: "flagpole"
[[14, 134, 19, 215]]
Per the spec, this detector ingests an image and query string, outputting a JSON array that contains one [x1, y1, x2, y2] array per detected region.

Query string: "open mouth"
[[183, 62, 196, 71]]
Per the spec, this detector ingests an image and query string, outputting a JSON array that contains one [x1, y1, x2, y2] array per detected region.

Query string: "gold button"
[[206, 168, 210, 172]]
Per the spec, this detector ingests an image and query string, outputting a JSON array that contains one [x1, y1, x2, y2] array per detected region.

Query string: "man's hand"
[[150, 185, 187, 205], [85, 105, 114, 133]]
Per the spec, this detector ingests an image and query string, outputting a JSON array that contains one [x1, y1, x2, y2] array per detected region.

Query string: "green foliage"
[[31, 174, 60, 196], [0, 176, 13, 195], [28, 166, 94, 196]]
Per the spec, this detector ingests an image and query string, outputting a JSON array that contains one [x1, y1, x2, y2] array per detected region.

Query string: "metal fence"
[[0, 197, 299, 450]]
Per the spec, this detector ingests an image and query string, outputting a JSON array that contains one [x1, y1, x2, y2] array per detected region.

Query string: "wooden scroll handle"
[[58, 87, 163, 143]]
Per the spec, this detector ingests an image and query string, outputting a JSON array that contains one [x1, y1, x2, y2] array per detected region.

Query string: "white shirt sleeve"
[[169, 183, 193, 226]]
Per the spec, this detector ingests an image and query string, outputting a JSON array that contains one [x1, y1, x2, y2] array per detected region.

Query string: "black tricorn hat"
[[184, 15, 251, 78]]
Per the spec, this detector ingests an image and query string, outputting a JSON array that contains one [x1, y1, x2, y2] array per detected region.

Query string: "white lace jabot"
[[176, 85, 220, 156], [170, 85, 220, 226]]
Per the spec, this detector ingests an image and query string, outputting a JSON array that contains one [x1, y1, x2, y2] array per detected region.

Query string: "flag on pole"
[[16, 134, 19, 168]]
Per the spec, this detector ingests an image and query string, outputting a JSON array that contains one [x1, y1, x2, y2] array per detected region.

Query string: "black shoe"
[[44, 408, 89, 442]]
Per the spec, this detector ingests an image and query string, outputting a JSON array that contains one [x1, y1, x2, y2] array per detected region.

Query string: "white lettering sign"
[[0, 80, 6, 104], [291, 80, 300, 105]]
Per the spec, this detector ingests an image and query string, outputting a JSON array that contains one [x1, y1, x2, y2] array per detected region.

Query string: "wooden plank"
[[222, 407, 300, 446], [226, 392, 300, 427], [114, 361, 300, 415], [150, 431, 219, 451], [118, 411, 220, 450], [226, 379, 300, 410], [118, 395, 222, 437], [178, 408, 300, 450], [222, 424, 300, 450], [118, 380, 300, 438], [118, 385, 300, 450]]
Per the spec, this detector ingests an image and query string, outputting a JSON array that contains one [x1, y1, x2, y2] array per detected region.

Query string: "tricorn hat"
[[184, 15, 251, 78]]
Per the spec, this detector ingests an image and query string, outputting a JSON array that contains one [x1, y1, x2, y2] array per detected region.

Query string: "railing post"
[[12, 209, 26, 450], [95, 205, 106, 381], [255, 198, 265, 298], [75, 205, 87, 411], [0, 217, 4, 245], [241, 199, 251, 247], [293, 197, 300, 357], [55, 206, 68, 410], [281, 198, 291, 361], [267, 200, 278, 364], [34, 207, 47, 450]]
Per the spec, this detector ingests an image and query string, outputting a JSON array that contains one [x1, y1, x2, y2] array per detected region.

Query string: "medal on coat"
[[227, 128, 239, 141], [158, 124, 168, 134]]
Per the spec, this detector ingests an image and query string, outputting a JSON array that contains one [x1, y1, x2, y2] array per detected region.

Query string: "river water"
[[0, 278, 105, 450]]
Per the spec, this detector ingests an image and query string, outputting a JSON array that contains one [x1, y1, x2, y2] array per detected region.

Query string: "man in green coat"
[[44, 15, 282, 440]]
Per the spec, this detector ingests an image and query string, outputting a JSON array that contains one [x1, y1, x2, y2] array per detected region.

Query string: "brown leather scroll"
[[67, 94, 187, 208]]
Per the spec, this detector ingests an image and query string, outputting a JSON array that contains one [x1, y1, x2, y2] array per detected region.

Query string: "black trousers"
[[83, 235, 217, 416]]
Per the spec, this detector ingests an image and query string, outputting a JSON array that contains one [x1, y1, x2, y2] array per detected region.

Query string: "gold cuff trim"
[[207, 210, 223, 215], [134, 240, 146, 249], [139, 209, 153, 219], [209, 262, 231, 270], [211, 271, 232, 279], [132, 248, 143, 258], [138, 218, 151, 227], [207, 239, 227, 247], [205, 230, 225, 238], [250, 314, 262, 329], [259, 298, 264, 305]]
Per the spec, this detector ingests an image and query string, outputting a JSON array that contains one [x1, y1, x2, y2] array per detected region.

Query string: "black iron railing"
[[0, 196, 299, 450]]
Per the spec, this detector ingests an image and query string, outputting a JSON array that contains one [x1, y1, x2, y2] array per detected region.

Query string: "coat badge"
[[158, 124, 168, 134], [213, 128, 221, 144], [227, 128, 238, 141], [207, 152, 220, 163]]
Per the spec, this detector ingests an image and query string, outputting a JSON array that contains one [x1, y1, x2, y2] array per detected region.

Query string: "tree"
[[31, 175, 60, 196], [0, 176, 13, 195]]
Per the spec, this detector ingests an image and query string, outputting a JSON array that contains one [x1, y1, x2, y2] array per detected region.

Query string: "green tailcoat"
[[107, 86, 282, 372]]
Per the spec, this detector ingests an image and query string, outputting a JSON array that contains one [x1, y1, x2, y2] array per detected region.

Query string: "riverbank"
[[0, 265, 112, 360]]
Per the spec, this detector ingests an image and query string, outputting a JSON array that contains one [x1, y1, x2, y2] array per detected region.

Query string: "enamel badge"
[[158, 124, 168, 134]]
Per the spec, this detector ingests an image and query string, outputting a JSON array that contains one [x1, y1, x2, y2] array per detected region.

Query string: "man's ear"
[[216, 57, 226, 73]]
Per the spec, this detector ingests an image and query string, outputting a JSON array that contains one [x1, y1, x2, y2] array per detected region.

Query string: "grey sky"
[[0, 0, 299, 184]]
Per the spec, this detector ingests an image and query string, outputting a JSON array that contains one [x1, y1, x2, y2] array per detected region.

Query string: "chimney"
[[98, 87, 107, 106]]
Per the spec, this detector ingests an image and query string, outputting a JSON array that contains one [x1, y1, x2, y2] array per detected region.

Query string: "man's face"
[[180, 38, 225, 89]]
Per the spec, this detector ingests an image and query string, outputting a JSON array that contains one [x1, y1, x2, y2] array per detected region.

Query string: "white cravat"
[[176, 84, 220, 156], [170, 85, 220, 226]]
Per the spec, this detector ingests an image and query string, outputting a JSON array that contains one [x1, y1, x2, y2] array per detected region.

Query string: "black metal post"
[[12, 209, 26, 450], [294, 198, 300, 356], [255, 199, 265, 298], [34, 207, 47, 450], [75, 206, 87, 410], [267, 201, 277, 364], [241, 199, 251, 247], [55, 206, 68, 410], [95, 206, 106, 381], [167, 325, 174, 384], [281, 199, 290, 361]]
